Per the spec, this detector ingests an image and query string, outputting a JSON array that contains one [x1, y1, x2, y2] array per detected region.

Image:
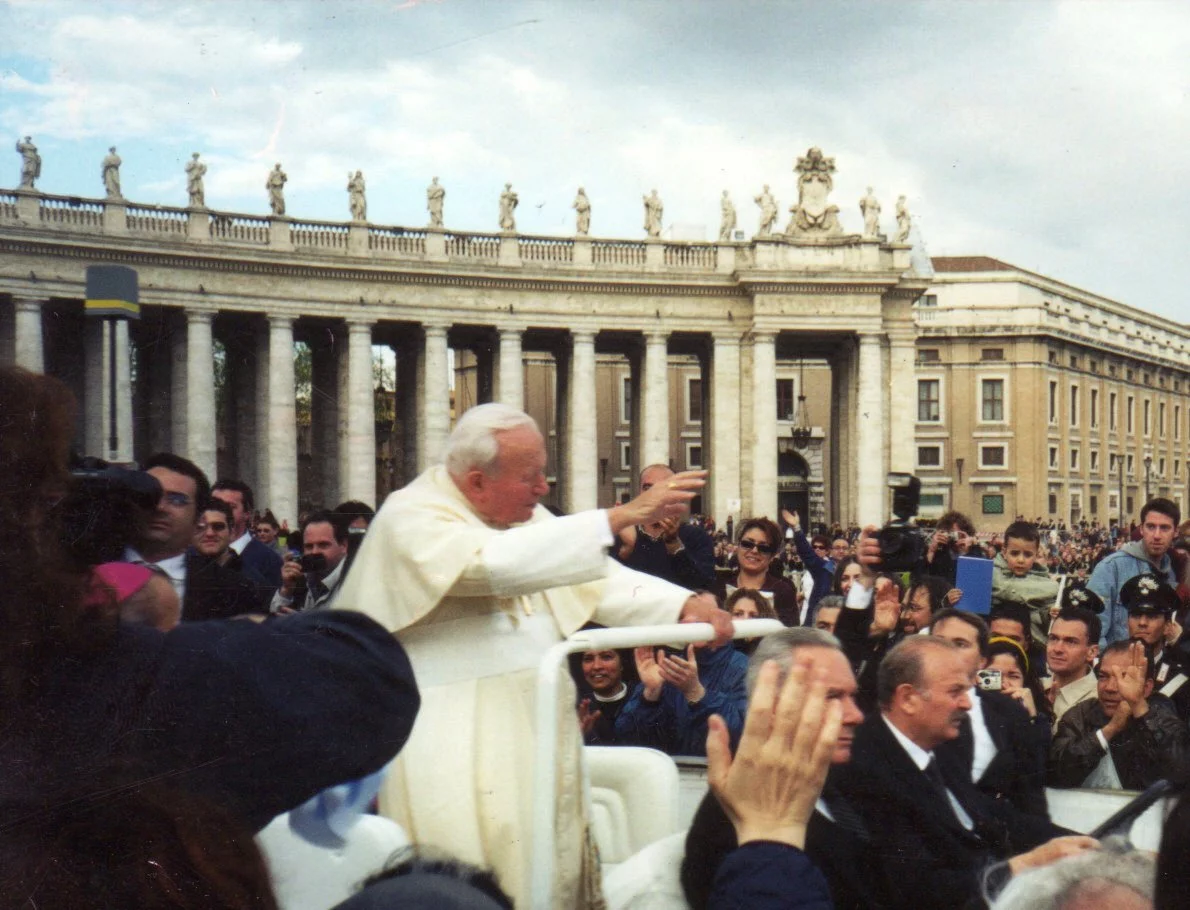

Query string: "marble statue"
[[572, 187, 591, 236], [894, 195, 911, 243], [427, 176, 445, 228], [787, 147, 842, 237], [185, 153, 207, 208], [101, 146, 122, 199], [859, 186, 881, 238], [499, 183, 518, 232], [16, 136, 40, 189], [754, 185, 777, 237], [266, 163, 288, 217], [348, 170, 367, 222], [718, 190, 736, 241], [643, 189, 663, 238]]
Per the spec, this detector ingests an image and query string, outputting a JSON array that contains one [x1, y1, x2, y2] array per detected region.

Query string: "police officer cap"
[[1060, 580, 1105, 615], [1120, 572, 1179, 617]]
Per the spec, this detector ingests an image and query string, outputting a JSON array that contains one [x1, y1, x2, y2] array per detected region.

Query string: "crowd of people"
[[8, 361, 1190, 909]]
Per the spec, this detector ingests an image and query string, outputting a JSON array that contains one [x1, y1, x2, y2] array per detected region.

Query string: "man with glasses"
[[125, 453, 261, 622]]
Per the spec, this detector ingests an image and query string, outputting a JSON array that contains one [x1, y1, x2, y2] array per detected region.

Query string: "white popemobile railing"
[[529, 618, 785, 910]]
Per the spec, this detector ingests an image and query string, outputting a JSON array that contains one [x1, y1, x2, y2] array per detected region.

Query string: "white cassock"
[[334, 466, 690, 909]]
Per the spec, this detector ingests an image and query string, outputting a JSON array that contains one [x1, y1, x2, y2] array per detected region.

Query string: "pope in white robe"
[[335, 403, 727, 909]]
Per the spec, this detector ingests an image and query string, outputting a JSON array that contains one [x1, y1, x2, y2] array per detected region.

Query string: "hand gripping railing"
[[529, 618, 785, 909]]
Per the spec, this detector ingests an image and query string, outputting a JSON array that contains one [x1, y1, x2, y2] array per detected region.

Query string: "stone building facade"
[[0, 158, 924, 527]]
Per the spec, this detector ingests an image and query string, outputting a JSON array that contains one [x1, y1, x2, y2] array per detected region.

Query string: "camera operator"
[[271, 510, 350, 614], [916, 511, 988, 586]]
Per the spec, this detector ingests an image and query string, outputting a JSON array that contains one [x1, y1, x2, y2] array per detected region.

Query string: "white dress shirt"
[[229, 530, 252, 556], [123, 547, 188, 602], [968, 687, 999, 783]]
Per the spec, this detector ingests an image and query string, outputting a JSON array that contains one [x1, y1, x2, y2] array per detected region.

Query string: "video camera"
[[58, 456, 162, 564], [875, 473, 926, 573]]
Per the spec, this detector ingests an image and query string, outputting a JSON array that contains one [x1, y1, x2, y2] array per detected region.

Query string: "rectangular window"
[[687, 377, 703, 424], [1176, 405, 1182, 440], [1090, 388, 1099, 429], [619, 440, 631, 471], [1070, 386, 1079, 427], [1127, 454, 1135, 475], [1090, 449, 1100, 473], [1127, 495, 1135, 515], [982, 494, 1005, 515], [1090, 495, 1099, 514], [1048, 351, 1059, 365], [1144, 399, 1151, 436], [1049, 446, 1058, 470], [917, 445, 942, 467], [1127, 396, 1135, 434], [921, 493, 946, 508], [776, 379, 795, 421], [918, 379, 940, 422], [981, 379, 1005, 421], [1070, 448, 1080, 471], [980, 445, 1006, 468], [1176, 459, 1181, 479], [687, 444, 703, 470], [1110, 391, 1118, 431], [1159, 401, 1166, 436], [918, 348, 941, 363], [620, 376, 632, 424], [1048, 381, 1058, 424], [921, 294, 938, 307], [1048, 493, 1058, 514], [1069, 355, 1079, 369], [1159, 456, 1167, 476], [981, 348, 1005, 361]]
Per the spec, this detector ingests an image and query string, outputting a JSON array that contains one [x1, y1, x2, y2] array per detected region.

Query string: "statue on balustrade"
[[572, 187, 591, 236], [15, 136, 40, 190], [894, 195, 911, 243], [348, 170, 367, 222], [859, 186, 881, 238], [787, 147, 842, 237], [427, 176, 445, 228], [185, 153, 207, 208], [643, 189, 663, 238], [754, 184, 777, 237], [718, 190, 736, 241], [101, 147, 122, 199], [499, 182, 518, 232], [266, 163, 288, 216]]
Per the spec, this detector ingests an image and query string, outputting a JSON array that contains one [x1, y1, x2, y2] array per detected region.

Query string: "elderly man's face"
[[804, 647, 864, 763], [469, 426, 550, 527]]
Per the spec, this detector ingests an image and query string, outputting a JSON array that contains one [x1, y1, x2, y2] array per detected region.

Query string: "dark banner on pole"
[[85, 264, 139, 319]]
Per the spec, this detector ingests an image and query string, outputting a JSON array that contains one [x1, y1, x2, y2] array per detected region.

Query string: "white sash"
[[1083, 747, 1123, 789]]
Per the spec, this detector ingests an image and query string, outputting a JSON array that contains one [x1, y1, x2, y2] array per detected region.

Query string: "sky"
[[1, 0, 1188, 324]]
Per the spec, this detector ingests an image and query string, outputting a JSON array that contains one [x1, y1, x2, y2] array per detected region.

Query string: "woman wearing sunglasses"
[[712, 517, 798, 626]]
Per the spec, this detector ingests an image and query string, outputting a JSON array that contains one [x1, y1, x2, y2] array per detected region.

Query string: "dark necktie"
[[924, 757, 950, 800], [820, 782, 868, 840]]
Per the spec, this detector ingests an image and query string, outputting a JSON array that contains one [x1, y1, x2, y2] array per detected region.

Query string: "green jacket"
[[991, 554, 1060, 648]]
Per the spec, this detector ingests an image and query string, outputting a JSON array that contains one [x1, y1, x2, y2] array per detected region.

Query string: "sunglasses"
[[738, 539, 775, 555], [198, 521, 228, 533], [812, 544, 827, 551]]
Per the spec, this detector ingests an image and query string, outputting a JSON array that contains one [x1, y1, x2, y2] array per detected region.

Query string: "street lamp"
[[1144, 452, 1153, 502]]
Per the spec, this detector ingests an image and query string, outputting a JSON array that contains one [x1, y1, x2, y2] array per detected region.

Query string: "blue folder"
[[954, 556, 994, 615]]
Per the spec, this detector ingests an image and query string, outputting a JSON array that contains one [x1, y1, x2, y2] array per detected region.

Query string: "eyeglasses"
[[199, 521, 228, 533], [161, 492, 192, 508], [738, 539, 775, 555], [812, 544, 828, 551]]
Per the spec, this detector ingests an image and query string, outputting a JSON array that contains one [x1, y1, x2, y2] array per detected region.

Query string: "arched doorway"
[[777, 442, 810, 523]]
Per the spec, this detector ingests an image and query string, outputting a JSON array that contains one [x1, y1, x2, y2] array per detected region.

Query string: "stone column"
[[419, 323, 450, 470], [565, 330, 598, 513], [710, 334, 742, 527], [887, 328, 917, 474], [265, 316, 298, 525], [855, 332, 886, 525], [641, 330, 670, 469], [185, 310, 217, 483], [497, 326, 524, 409], [13, 296, 45, 372], [310, 335, 340, 506], [340, 319, 377, 506], [82, 319, 135, 462], [749, 331, 778, 518]]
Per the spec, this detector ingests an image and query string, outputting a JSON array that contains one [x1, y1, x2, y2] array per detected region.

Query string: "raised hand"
[[781, 508, 800, 530], [1113, 640, 1149, 714], [706, 658, 842, 848], [658, 644, 705, 703], [634, 646, 665, 701], [679, 591, 733, 647], [577, 698, 602, 736], [608, 470, 707, 533], [870, 576, 901, 636]]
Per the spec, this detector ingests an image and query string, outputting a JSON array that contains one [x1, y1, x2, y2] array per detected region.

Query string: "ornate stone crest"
[[786, 147, 842, 237]]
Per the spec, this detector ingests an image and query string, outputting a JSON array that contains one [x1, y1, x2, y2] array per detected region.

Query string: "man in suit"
[[212, 478, 283, 589], [931, 608, 1051, 820], [834, 635, 1095, 910], [125, 454, 262, 622], [682, 627, 890, 910]]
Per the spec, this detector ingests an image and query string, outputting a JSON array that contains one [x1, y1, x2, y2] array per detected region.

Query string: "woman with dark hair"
[[830, 555, 863, 596], [986, 635, 1054, 726], [569, 633, 639, 745], [712, 517, 798, 626], [725, 587, 778, 655]]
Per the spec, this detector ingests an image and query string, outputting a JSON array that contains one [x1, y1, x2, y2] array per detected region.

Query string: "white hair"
[[986, 838, 1153, 910], [443, 403, 540, 477], [746, 627, 841, 695]]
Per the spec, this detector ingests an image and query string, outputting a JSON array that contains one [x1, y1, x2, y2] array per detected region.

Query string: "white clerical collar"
[[592, 683, 628, 703], [882, 713, 933, 771], [229, 530, 253, 555]]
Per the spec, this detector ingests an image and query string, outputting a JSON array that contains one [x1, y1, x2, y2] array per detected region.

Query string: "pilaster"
[[749, 331, 778, 519], [710, 334, 742, 527], [340, 319, 377, 505], [12, 296, 45, 372], [855, 332, 887, 525], [641, 330, 670, 469], [419, 322, 451, 470], [185, 310, 217, 483], [265, 315, 297, 524], [497, 326, 524, 410]]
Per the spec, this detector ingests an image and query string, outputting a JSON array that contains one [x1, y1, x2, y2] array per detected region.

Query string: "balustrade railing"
[[663, 243, 717, 270], [209, 212, 270, 245], [0, 190, 17, 221], [126, 204, 187, 235], [591, 239, 647, 266], [370, 226, 426, 255], [446, 231, 501, 261], [519, 235, 574, 264], [291, 219, 349, 250], [39, 194, 104, 228]]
